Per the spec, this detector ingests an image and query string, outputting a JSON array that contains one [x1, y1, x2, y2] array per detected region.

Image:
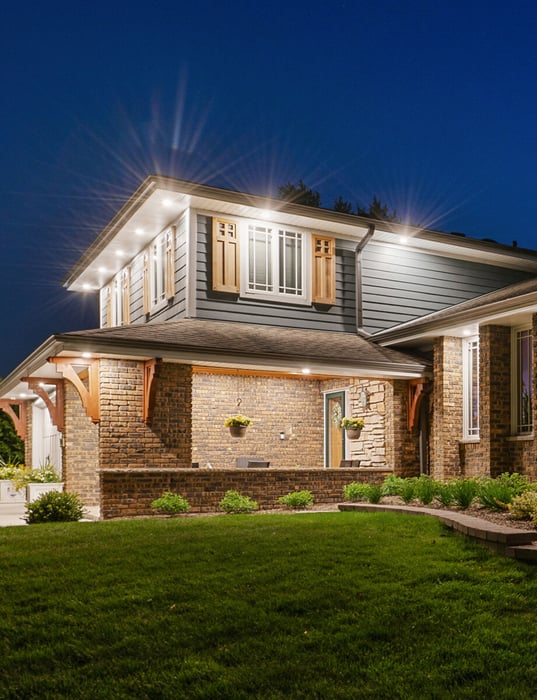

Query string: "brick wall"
[[431, 336, 463, 480], [191, 372, 324, 468], [63, 381, 100, 505], [99, 359, 192, 469], [100, 467, 392, 518]]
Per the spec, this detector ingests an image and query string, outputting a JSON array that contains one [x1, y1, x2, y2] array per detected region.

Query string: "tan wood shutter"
[[312, 235, 336, 305], [143, 251, 150, 314], [122, 267, 131, 325], [165, 227, 175, 300], [104, 285, 112, 327], [212, 218, 240, 293]]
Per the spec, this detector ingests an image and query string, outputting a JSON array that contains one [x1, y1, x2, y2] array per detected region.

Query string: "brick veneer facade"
[[100, 467, 392, 518], [63, 381, 99, 505]]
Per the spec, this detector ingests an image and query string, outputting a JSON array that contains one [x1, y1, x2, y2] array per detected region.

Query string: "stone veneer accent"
[[191, 372, 324, 468], [63, 381, 99, 505], [100, 467, 391, 518]]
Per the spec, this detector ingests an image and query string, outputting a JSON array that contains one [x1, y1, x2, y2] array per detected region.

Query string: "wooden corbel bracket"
[[144, 358, 161, 424], [0, 400, 27, 441], [49, 357, 100, 424], [408, 378, 430, 432], [21, 378, 65, 433]]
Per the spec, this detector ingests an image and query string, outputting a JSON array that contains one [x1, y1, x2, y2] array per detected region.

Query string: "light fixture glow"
[[135, 227, 144, 235], [82, 283, 91, 291], [162, 198, 173, 208], [82, 352, 91, 359], [400, 236, 409, 244], [115, 250, 124, 257], [463, 329, 472, 336], [260, 209, 272, 219], [98, 266, 106, 273], [302, 368, 311, 375]]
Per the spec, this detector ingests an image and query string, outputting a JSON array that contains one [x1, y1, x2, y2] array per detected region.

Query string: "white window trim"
[[240, 220, 311, 305], [511, 325, 534, 435], [111, 273, 123, 327], [150, 231, 168, 311], [462, 336, 479, 440]]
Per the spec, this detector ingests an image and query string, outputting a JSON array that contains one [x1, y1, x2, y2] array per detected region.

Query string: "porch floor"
[[0, 502, 100, 527]]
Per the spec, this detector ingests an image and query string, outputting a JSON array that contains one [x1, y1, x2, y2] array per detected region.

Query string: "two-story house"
[[2, 175, 537, 517]]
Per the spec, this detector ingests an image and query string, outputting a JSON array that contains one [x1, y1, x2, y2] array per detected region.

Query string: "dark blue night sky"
[[2, 0, 537, 376]]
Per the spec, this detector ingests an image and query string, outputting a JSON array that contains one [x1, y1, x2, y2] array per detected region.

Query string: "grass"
[[2, 512, 537, 698]]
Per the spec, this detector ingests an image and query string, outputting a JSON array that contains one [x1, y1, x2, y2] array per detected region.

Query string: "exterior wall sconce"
[[360, 389, 369, 410], [280, 431, 286, 440]]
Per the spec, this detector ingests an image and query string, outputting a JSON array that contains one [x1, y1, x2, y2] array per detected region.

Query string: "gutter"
[[355, 223, 376, 335]]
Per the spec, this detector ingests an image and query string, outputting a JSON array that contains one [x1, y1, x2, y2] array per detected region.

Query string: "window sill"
[[506, 434, 534, 442], [459, 437, 480, 444]]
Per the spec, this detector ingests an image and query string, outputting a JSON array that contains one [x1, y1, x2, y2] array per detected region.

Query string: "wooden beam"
[[49, 357, 100, 423], [21, 378, 65, 433], [0, 400, 27, 440]]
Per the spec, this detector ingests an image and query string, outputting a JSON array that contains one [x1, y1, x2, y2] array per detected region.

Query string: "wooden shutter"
[[103, 285, 112, 327], [165, 227, 175, 300], [212, 218, 240, 293], [122, 267, 131, 325], [312, 235, 336, 305], [143, 251, 150, 314]]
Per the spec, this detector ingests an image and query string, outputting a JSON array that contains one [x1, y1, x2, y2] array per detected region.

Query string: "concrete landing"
[[339, 503, 537, 563], [0, 503, 100, 527]]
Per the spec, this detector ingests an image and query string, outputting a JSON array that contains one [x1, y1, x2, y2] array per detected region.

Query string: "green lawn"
[[2, 512, 537, 698]]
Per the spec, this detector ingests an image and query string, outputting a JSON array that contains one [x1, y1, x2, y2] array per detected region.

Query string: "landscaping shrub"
[[219, 490, 258, 514], [381, 474, 404, 496], [365, 484, 383, 504], [400, 478, 417, 504], [508, 491, 537, 521], [414, 475, 436, 505], [277, 490, 314, 509], [450, 478, 478, 509], [435, 481, 454, 507], [478, 478, 516, 511], [150, 491, 190, 515], [343, 482, 370, 502], [25, 491, 85, 524]]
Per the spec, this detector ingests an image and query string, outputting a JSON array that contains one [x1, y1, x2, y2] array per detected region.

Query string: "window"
[[245, 224, 306, 301], [462, 337, 479, 438], [513, 328, 533, 434], [143, 228, 175, 313], [110, 269, 130, 327]]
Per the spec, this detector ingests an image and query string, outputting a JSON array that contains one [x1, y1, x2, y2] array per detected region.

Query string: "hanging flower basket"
[[224, 414, 253, 438], [341, 417, 364, 440]]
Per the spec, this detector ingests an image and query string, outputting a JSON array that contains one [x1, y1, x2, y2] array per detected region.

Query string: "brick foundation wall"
[[63, 381, 100, 505], [99, 359, 192, 469], [191, 373, 324, 468], [100, 467, 392, 518]]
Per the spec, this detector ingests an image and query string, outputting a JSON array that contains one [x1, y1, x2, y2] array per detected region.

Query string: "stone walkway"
[[339, 503, 537, 563]]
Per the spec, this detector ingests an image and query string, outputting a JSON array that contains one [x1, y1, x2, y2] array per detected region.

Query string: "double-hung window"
[[462, 337, 479, 438], [513, 327, 533, 434], [245, 224, 306, 302], [150, 233, 167, 307], [143, 228, 175, 313]]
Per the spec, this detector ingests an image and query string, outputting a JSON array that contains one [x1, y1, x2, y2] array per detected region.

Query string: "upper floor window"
[[513, 327, 533, 434], [143, 228, 175, 313], [101, 268, 130, 327], [462, 337, 479, 439], [244, 224, 306, 302]]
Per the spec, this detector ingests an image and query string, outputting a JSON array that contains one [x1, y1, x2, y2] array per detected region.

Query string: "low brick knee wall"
[[100, 468, 391, 519]]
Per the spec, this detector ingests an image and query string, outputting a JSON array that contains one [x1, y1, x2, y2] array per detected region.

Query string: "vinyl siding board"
[[195, 215, 357, 333], [361, 243, 533, 332]]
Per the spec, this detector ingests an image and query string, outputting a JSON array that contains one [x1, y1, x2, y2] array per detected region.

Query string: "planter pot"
[[26, 482, 64, 501], [345, 429, 362, 440], [0, 480, 26, 504], [229, 426, 247, 438]]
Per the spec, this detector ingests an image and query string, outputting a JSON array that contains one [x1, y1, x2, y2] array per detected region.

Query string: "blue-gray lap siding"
[[194, 216, 532, 334], [360, 244, 533, 333]]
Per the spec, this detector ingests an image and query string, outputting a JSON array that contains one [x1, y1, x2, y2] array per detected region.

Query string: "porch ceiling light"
[[162, 198, 173, 208], [82, 352, 92, 359], [400, 236, 409, 244], [302, 368, 311, 375]]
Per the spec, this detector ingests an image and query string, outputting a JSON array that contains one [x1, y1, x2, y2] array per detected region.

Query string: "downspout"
[[355, 223, 375, 335]]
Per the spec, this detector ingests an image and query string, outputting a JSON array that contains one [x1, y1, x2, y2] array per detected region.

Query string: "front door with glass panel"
[[325, 391, 345, 468]]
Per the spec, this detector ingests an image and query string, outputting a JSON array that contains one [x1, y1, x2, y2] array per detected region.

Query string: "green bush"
[[508, 491, 537, 521], [219, 490, 258, 514], [450, 478, 478, 509], [277, 490, 314, 509], [25, 491, 85, 524], [435, 482, 454, 507], [414, 476, 436, 505], [381, 474, 404, 496], [343, 482, 370, 502], [495, 472, 531, 495], [477, 478, 517, 511], [400, 478, 417, 504], [365, 484, 383, 504], [150, 491, 190, 515]]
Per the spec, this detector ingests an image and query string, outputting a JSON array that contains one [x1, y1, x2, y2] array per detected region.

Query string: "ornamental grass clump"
[[343, 482, 370, 502], [400, 478, 417, 504], [150, 492, 191, 515], [381, 474, 405, 496], [277, 490, 314, 510], [414, 475, 437, 505], [435, 481, 455, 507], [477, 475, 522, 512], [219, 490, 258, 514], [450, 478, 478, 509]]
